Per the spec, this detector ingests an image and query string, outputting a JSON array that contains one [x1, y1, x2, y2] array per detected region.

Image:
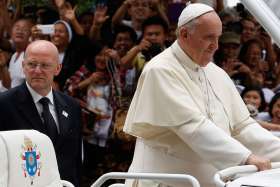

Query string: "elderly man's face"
[[23, 42, 61, 96], [181, 12, 222, 66]]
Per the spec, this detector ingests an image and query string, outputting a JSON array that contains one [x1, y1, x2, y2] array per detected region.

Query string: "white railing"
[[91, 172, 200, 187], [214, 162, 280, 187]]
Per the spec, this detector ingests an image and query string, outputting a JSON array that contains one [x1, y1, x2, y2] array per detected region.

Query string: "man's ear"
[[54, 63, 62, 76], [22, 60, 27, 75], [180, 28, 188, 39]]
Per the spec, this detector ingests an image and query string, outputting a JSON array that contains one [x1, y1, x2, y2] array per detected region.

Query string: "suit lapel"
[[16, 84, 47, 133], [53, 91, 71, 138]]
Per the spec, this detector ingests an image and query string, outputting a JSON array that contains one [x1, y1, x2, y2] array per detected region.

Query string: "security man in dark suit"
[[0, 40, 82, 187]]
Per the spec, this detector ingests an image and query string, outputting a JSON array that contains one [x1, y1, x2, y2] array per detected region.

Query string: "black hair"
[[84, 41, 107, 71], [236, 3, 253, 20], [77, 11, 93, 21], [269, 92, 280, 117], [238, 39, 263, 64], [225, 21, 242, 34], [14, 17, 35, 25], [141, 16, 169, 34], [37, 7, 60, 24], [241, 85, 266, 112], [113, 24, 137, 44]]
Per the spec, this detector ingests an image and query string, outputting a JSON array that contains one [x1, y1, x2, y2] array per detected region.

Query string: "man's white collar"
[[25, 82, 54, 105]]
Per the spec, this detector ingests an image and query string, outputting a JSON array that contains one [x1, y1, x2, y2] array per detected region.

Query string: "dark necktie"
[[39, 97, 58, 143]]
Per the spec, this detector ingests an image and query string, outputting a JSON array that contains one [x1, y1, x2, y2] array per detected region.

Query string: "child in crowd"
[[241, 85, 267, 119], [241, 86, 280, 131], [77, 45, 121, 179], [78, 45, 120, 147], [269, 93, 280, 126]]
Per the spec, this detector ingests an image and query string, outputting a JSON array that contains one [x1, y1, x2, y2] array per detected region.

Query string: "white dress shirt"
[[0, 81, 7, 92], [8, 52, 25, 88], [58, 52, 65, 64], [26, 82, 59, 132]]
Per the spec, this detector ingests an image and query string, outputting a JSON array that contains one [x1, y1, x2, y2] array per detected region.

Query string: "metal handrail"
[[91, 172, 200, 187], [214, 162, 280, 187], [61, 180, 75, 187]]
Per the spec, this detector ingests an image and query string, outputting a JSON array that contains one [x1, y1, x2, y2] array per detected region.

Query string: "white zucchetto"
[[177, 3, 214, 27]]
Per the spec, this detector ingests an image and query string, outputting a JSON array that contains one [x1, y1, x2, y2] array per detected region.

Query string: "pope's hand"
[[245, 154, 271, 171]]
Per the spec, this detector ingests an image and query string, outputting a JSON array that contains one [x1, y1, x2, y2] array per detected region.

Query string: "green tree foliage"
[[20, 0, 97, 16], [76, 0, 97, 15]]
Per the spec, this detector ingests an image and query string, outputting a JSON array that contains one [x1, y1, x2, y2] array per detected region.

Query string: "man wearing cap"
[[219, 31, 241, 60], [216, 31, 247, 82], [123, 3, 280, 187]]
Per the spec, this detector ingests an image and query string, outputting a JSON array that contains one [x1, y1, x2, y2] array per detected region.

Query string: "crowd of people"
[[1, 0, 280, 186]]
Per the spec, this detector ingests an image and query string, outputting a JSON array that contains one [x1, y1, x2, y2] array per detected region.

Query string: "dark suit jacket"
[[0, 83, 82, 187]]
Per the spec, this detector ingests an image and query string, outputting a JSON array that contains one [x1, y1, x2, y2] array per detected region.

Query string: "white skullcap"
[[177, 3, 214, 27]]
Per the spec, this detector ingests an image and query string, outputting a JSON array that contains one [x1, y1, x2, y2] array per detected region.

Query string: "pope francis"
[[123, 3, 280, 187]]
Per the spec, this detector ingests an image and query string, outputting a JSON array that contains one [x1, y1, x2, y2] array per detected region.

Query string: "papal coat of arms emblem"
[[20, 136, 42, 185]]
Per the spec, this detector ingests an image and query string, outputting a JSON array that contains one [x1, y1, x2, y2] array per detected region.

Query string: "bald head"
[[25, 40, 59, 64], [23, 40, 61, 96]]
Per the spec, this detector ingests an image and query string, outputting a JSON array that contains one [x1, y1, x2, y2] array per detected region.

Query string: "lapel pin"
[[62, 110, 68, 118]]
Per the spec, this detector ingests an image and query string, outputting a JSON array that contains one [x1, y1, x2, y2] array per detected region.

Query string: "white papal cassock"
[[123, 41, 280, 187]]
